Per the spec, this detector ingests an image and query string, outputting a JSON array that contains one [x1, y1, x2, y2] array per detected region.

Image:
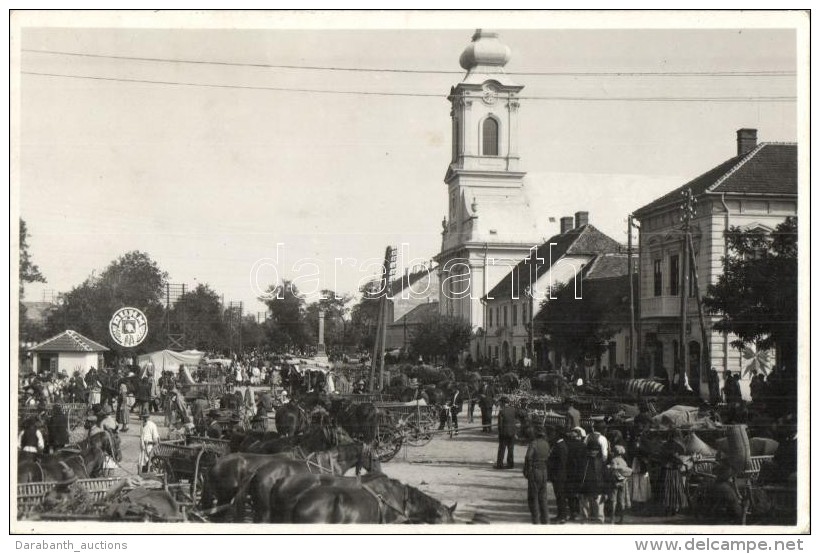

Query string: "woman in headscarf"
[[658, 429, 691, 516]]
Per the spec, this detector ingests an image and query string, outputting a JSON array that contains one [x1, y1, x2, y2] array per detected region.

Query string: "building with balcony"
[[633, 129, 797, 400]]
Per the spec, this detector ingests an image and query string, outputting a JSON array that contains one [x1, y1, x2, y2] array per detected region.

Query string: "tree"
[[19, 219, 46, 296], [704, 216, 798, 372], [260, 280, 309, 352], [171, 283, 227, 351], [19, 219, 48, 344], [241, 315, 266, 351], [348, 281, 383, 352], [409, 312, 473, 366], [536, 274, 634, 368], [46, 251, 168, 353]]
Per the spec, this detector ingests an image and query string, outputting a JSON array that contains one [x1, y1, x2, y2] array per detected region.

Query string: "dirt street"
[[110, 407, 689, 526]]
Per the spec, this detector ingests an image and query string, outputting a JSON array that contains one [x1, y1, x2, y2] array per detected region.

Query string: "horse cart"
[[370, 400, 440, 463], [17, 476, 185, 522], [180, 382, 225, 408], [148, 436, 230, 506]]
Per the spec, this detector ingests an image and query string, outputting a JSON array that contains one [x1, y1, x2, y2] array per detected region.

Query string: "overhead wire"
[[21, 71, 797, 102], [21, 48, 797, 77]]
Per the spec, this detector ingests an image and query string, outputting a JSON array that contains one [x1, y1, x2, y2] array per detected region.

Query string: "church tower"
[[436, 29, 543, 356]]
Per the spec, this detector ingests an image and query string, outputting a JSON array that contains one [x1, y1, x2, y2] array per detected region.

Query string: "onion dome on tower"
[[458, 29, 518, 86]]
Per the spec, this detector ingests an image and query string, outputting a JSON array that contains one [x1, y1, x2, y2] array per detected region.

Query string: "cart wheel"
[[404, 413, 433, 447], [373, 429, 402, 462], [149, 457, 176, 482]]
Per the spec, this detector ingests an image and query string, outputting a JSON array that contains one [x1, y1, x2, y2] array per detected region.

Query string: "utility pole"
[[688, 232, 710, 397], [370, 246, 396, 392], [678, 188, 696, 392]]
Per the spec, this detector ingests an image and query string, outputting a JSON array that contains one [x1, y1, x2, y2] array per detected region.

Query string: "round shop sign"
[[109, 307, 148, 347]]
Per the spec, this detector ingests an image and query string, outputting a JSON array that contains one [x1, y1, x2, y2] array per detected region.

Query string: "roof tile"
[[29, 330, 109, 353], [634, 143, 797, 216]]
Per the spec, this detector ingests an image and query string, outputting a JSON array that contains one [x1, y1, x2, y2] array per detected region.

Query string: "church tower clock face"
[[482, 83, 499, 105]]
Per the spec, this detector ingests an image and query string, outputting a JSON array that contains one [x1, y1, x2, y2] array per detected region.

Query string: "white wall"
[[57, 352, 99, 376]]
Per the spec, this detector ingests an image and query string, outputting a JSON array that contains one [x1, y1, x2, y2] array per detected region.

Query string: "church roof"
[[484, 224, 622, 300], [389, 302, 440, 328], [443, 192, 544, 252], [388, 266, 438, 298], [29, 329, 109, 353], [634, 143, 797, 217]]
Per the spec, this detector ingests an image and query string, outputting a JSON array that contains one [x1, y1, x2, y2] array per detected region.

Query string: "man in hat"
[[98, 403, 118, 435], [22, 386, 37, 406], [69, 370, 87, 403], [40, 462, 93, 514], [523, 425, 551, 524], [116, 381, 131, 432], [138, 410, 160, 474], [86, 414, 103, 440], [565, 427, 588, 521], [496, 396, 517, 469], [220, 382, 241, 411]]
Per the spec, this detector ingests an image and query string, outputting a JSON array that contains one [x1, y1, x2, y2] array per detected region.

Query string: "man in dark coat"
[[565, 427, 588, 521], [496, 396, 517, 469], [523, 426, 551, 524], [547, 428, 569, 523]]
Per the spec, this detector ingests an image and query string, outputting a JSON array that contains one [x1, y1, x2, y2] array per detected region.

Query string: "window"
[[522, 302, 527, 324], [512, 346, 517, 364], [488, 308, 493, 328], [512, 304, 518, 326], [653, 259, 662, 296], [482, 117, 499, 156], [670, 255, 680, 296], [503, 306, 508, 327], [494, 346, 499, 359]]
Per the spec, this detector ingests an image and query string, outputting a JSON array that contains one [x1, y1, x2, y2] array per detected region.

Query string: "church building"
[[435, 30, 544, 361]]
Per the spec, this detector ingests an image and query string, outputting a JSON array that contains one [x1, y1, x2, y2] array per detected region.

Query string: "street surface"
[[110, 407, 691, 526]]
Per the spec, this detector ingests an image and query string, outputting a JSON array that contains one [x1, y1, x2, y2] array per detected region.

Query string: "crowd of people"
[[509, 395, 798, 526]]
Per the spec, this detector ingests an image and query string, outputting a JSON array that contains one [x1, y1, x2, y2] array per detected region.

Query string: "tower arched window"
[[482, 117, 499, 156]]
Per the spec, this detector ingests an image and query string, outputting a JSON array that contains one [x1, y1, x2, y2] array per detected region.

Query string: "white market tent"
[[137, 349, 204, 384]]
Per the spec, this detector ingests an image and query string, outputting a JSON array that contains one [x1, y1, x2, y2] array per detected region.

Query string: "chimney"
[[560, 216, 574, 234], [574, 211, 589, 229], [737, 128, 758, 156]]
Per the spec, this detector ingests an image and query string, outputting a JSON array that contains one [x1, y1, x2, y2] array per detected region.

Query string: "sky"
[[15, 15, 799, 315]]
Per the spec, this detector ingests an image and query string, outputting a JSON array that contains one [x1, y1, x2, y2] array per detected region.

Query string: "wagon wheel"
[[373, 428, 403, 462], [149, 456, 176, 482], [404, 413, 434, 447]]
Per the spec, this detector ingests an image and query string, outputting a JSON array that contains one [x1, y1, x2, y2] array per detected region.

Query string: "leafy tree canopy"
[[704, 216, 797, 371], [536, 273, 634, 366]]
